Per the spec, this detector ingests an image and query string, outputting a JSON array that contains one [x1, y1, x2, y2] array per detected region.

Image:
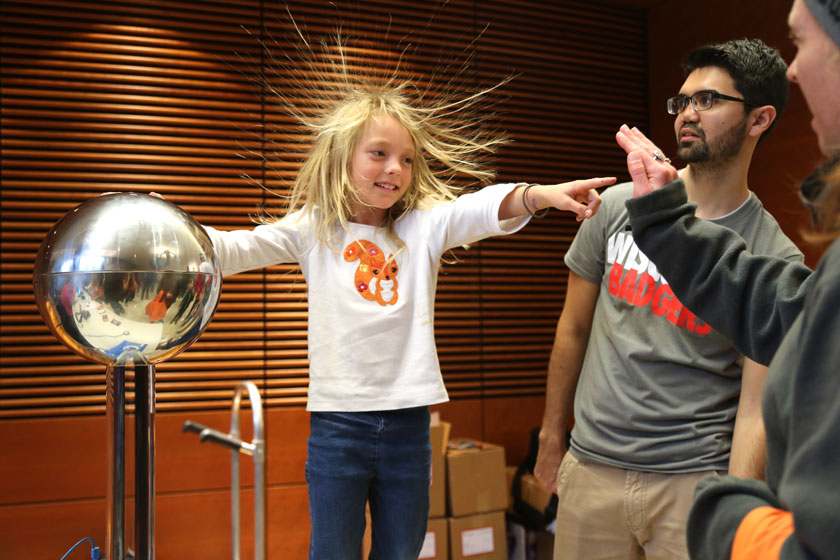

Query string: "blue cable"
[[60, 537, 101, 560]]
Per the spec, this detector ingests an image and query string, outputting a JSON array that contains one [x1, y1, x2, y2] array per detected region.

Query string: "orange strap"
[[731, 506, 794, 560]]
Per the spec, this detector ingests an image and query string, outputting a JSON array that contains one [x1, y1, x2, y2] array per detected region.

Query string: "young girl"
[[206, 34, 614, 559]]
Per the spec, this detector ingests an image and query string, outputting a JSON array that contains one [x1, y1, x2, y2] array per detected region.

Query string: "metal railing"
[[183, 381, 266, 560]]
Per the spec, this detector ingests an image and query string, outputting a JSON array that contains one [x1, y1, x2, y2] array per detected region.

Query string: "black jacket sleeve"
[[687, 247, 840, 559], [624, 179, 813, 365], [686, 476, 780, 560]]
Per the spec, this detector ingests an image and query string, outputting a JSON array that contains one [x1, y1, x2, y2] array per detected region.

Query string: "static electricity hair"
[[255, 13, 511, 249]]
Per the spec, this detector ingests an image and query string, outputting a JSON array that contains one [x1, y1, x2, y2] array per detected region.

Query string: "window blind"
[[0, 0, 647, 418]]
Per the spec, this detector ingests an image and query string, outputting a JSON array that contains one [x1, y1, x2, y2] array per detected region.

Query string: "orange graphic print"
[[343, 240, 399, 306]]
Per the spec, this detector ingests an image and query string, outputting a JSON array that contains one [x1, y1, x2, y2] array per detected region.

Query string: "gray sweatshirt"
[[625, 178, 840, 559]]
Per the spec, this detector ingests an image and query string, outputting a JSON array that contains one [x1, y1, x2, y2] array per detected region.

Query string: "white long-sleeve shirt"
[[206, 183, 529, 411]]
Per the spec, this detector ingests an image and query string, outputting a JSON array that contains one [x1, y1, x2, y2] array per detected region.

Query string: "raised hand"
[[615, 124, 679, 198]]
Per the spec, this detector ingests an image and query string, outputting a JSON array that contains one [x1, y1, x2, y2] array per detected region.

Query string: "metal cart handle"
[[182, 381, 265, 560]]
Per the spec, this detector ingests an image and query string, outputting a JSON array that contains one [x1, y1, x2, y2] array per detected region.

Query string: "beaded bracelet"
[[522, 183, 549, 218]]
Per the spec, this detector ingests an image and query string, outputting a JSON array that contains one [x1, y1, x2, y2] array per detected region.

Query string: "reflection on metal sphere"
[[33, 192, 222, 365]]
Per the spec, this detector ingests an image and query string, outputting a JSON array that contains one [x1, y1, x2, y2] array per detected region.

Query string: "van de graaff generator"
[[33, 193, 222, 560]]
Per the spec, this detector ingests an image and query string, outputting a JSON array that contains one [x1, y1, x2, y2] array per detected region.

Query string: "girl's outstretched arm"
[[498, 177, 615, 222]]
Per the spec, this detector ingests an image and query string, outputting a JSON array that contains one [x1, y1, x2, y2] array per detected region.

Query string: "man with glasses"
[[534, 39, 803, 560]]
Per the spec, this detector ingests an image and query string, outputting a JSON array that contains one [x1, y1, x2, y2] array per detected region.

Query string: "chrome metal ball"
[[33, 193, 222, 365]]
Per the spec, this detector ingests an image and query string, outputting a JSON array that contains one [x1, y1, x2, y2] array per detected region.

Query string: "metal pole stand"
[[106, 350, 155, 560]]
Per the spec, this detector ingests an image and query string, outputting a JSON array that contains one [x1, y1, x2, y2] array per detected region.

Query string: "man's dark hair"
[[683, 38, 788, 143]]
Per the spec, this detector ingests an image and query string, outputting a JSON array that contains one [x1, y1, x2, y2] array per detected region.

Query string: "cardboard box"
[[419, 517, 449, 559], [446, 440, 507, 517], [364, 511, 450, 559], [522, 472, 554, 514], [506, 466, 555, 516], [448, 510, 506, 560], [429, 419, 451, 518]]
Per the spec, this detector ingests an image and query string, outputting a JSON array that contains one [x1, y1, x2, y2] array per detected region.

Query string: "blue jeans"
[[306, 407, 432, 559]]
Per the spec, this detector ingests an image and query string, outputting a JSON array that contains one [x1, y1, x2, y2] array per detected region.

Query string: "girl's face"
[[349, 113, 414, 225]]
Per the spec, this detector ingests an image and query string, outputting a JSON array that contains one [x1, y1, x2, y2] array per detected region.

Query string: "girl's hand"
[[615, 124, 679, 198], [529, 176, 615, 222]]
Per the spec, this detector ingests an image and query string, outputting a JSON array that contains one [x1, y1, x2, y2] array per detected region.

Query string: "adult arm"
[[688, 256, 840, 559], [624, 180, 812, 365], [728, 358, 766, 479], [534, 271, 599, 491], [616, 125, 812, 364], [687, 475, 785, 559]]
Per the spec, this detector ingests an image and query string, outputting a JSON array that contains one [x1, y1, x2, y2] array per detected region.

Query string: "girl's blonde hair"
[[257, 16, 511, 248], [804, 158, 840, 243], [800, 156, 840, 243]]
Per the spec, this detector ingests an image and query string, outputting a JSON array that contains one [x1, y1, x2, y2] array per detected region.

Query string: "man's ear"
[[748, 105, 777, 138]]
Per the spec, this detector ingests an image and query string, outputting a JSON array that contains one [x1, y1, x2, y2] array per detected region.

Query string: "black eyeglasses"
[[666, 91, 749, 115]]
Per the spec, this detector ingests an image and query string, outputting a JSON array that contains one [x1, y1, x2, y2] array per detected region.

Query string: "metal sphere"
[[33, 192, 222, 365]]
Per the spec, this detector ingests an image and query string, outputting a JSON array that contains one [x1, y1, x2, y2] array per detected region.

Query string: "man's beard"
[[677, 117, 749, 168]]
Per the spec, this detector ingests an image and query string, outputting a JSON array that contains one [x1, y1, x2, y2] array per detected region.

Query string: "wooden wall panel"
[[0, 500, 106, 560], [646, 0, 825, 267], [0, 409, 308, 507], [1, 399, 539, 557], [0, 409, 309, 557], [156, 485, 310, 560], [0, 415, 107, 504], [0, 485, 310, 560], [482, 396, 547, 465]]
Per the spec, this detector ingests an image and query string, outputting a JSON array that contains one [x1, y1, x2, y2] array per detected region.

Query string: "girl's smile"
[[349, 113, 415, 225]]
